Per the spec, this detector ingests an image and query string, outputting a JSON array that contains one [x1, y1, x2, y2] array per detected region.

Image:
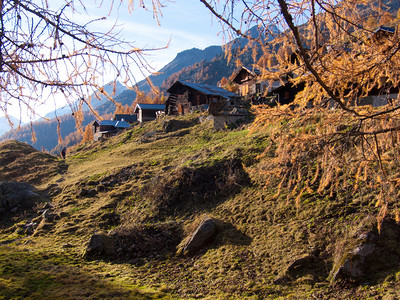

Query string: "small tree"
[[81, 123, 94, 143]]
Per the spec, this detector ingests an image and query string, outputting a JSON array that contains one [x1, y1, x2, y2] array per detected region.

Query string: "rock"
[[0, 181, 41, 214], [330, 219, 400, 282], [274, 254, 318, 284], [83, 233, 115, 259], [179, 217, 217, 255]]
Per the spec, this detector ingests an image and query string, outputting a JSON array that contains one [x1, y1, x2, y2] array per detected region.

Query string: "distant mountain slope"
[[45, 81, 127, 119], [95, 46, 226, 114], [0, 113, 94, 153], [0, 116, 22, 137]]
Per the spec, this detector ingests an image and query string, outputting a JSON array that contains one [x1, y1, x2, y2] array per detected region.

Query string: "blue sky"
[[116, 1, 224, 70]]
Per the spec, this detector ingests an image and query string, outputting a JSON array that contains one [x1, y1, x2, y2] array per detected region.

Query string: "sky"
[[3, 0, 226, 122]]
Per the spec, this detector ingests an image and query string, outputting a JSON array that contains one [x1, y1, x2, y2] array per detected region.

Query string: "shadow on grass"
[[0, 244, 166, 299]]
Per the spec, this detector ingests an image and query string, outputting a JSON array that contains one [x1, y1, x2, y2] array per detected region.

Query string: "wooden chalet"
[[232, 64, 305, 106], [92, 119, 131, 141], [134, 103, 165, 122], [165, 81, 240, 115], [232, 67, 275, 98]]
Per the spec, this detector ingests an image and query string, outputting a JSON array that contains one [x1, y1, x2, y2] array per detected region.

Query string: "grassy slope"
[[1, 112, 400, 299]]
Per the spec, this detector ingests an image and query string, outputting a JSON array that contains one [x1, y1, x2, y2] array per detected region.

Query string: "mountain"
[[0, 116, 22, 137], [45, 81, 127, 119], [0, 113, 94, 152], [97, 46, 225, 113]]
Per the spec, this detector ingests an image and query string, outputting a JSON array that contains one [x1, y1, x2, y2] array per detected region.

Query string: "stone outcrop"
[[178, 217, 217, 255], [83, 233, 115, 259], [0, 181, 41, 214], [330, 219, 400, 282]]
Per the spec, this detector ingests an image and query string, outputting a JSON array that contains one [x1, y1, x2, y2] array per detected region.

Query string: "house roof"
[[114, 114, 137, 123], [374, 25, 395, 34], [114, 120, 131, 128], [99, 120, 117, 126], [134, 103, 166, 113], [168, 81, 239, 99], [95, 120, 131, 128]]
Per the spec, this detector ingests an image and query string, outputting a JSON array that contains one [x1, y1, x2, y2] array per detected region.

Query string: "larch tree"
[[0, 0, 166, 129], [200, 0, 400, 224]]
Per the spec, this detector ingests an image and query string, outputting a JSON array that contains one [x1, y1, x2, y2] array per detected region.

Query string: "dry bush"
[[142, 157, 251, 219], [250, 104, 400, 226]]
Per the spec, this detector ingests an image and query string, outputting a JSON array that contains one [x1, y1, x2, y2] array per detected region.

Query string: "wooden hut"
[[92, 120, 131, 141], [134, 103, 165, 122], [165, 81, 240, 115]]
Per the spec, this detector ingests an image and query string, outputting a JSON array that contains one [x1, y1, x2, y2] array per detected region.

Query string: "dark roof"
[[114, 120, 131, 128], [231, 66, 259, 84], [168, 81, 239, 99], [134, 103, 166, 112], [100, 120, 117, 126], [375, 26, 395, 34], [114, 114, 137, 123], [95, 120, 131, 128]]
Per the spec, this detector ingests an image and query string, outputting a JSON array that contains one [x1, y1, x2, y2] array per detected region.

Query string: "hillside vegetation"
[[1, 109, 400, 299]]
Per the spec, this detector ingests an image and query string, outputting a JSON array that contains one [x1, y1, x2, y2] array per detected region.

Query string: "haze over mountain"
[[44, 81, 127, 119], [0, 116, 23, 137]]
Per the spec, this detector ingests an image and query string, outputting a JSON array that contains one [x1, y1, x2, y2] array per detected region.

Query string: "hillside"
[[1, 108, 400, 299]]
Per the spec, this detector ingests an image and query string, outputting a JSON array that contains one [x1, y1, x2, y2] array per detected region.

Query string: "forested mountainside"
[[44, 81, 127, 119], [0, 112, 98, 154]]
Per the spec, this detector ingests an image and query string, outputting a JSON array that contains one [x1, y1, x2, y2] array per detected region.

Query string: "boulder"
[[83, 233, 115, 259], [274, 254, 319, 284], [0, 181, 41, 214], [330, 219, 400, 282], [179, 217, 217, 255]]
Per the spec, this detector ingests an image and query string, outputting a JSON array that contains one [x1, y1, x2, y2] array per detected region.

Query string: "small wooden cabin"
[[134, 103, 165, 122], [232, 67, 272, 97], [92, 120, 131, 141], [232, 65, 304, 105], [166, 81, 240, 115]]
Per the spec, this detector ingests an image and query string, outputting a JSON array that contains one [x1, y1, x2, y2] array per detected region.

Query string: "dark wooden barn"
[[92, 120, 131, 141], [166, 81, 240, 115], [133, 103, 165, 122]]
